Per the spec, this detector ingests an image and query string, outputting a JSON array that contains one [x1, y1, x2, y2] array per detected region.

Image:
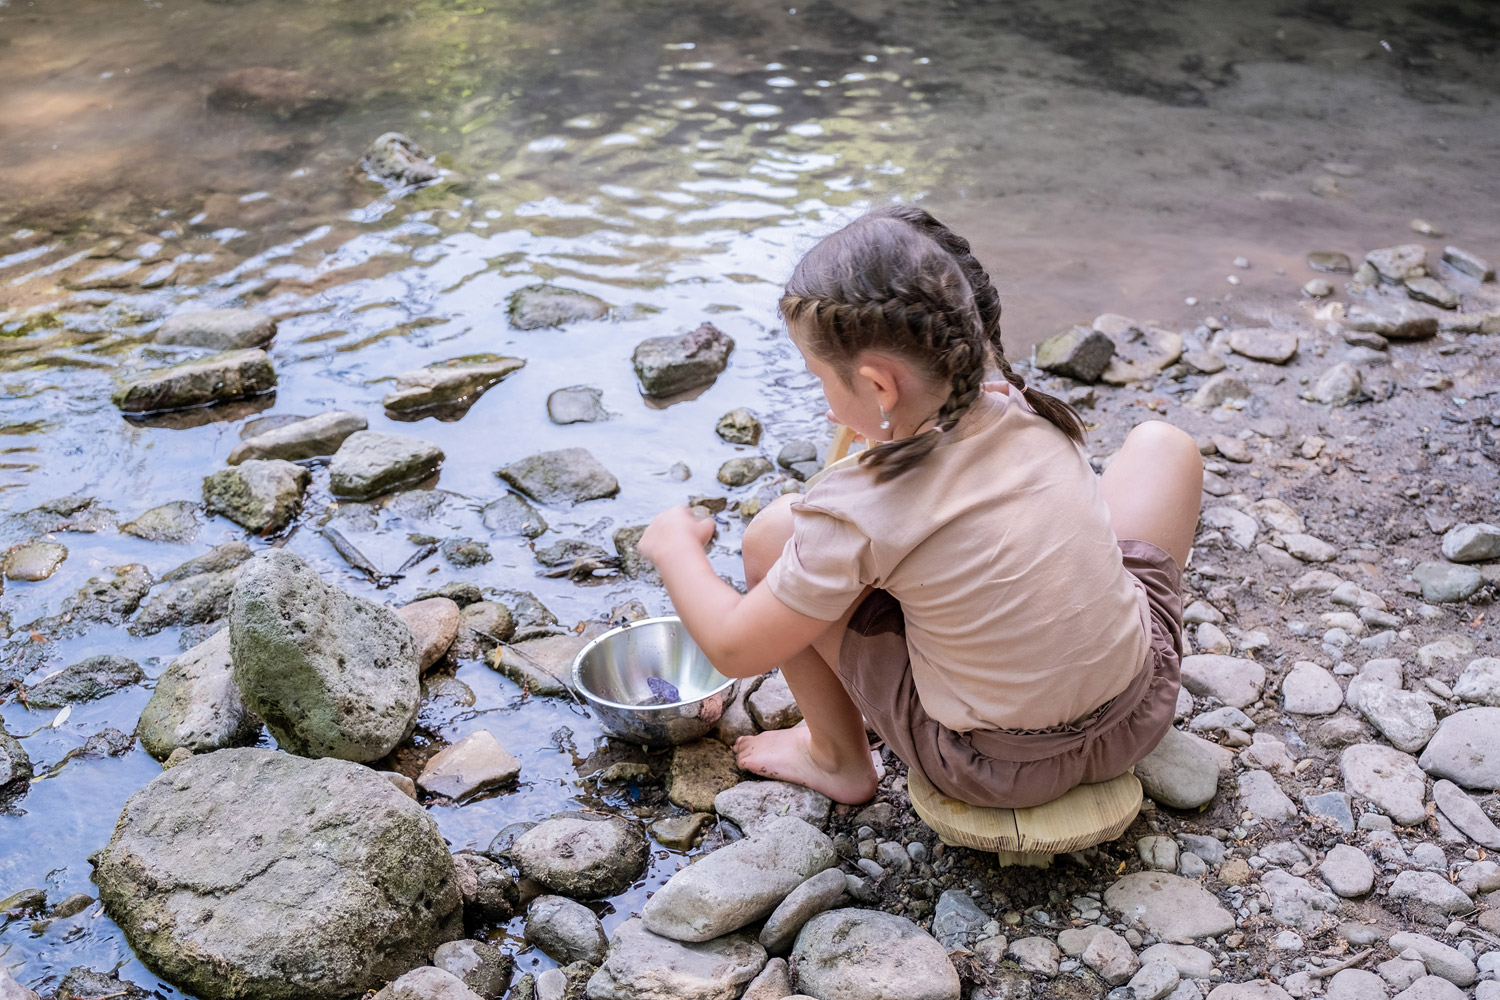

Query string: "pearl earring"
[[879, 408, 891, 431]]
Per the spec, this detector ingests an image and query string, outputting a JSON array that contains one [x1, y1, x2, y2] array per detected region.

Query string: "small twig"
[[1307, 947, 1374, 979], [74, 991, 132, 1000]]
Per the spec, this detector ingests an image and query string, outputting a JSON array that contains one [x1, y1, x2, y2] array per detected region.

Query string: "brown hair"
[[780, 205, 1084, 481]]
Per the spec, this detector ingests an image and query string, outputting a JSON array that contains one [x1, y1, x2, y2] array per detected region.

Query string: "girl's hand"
[[637, 504, 716, 565]]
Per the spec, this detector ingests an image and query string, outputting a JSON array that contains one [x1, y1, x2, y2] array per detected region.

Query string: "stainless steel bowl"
[[571, 616, 734, 746]]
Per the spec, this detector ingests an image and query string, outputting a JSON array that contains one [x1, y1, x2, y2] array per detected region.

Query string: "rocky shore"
[[1, 233, 1498, 1000]]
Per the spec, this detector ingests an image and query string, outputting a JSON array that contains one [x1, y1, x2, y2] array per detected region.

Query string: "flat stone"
[[1433, 779, 1500, 849], [1342, 743, 1428, 825], [1103, 872, 1236, 942], [329, 431, 444, 501], [1347, 302, 1439, 339], [162, 541, 253, 583], [1227, 328, 1299, 364], [1140, 944, 1216, 980], [1261, 869, 1338, 932], [668, 738, 742, 812], [136, 629, 261, 760], [398, 598, 461, 672], [547, 386, 609, 424], [1325, 969, 1387, 1000], [1034, 325, 1115, 382], [28, 655, 144, 708], [2, 540, 68, 581], [1282, 662, 1344, 715], [510, 813, 648, 900], [1100, 325, 1182, 385], [715, 780, 831, 833], [156, 309, 275, 350], [1134, 727, 1221, 810], [525, 895, 608, 965], [585, 918, 765, 1000], [1443, 245, 1494, 281], [1419, 708, 1500, 789], [498, 447, 619, 505], [1203, 506, 1258, 548], [203, 459, 309, 534], [1205, 985, 1292, 1000], [231, 411, 368, 467], [381, 354, 525, 416], [758, 868, 847, 955], [1389, 871, 1473, 914], [650, 812, 714, 850], [632, 322, 734, 397], [1367, 244, 1428, 282], [480, 493, 548, 538], [1191, 374, 1252, 408], [1387, 933, 1477, 987], [112, 349, 276, 413], [793, 908, 960, 1000], [643, 816, 836, 942], [121, 501, 200, 543], [1406, 277, 1459, 309], [1282, 533, 1338, 562], [1442, 523, 1500, 563], [1181, 654, 1264, 709], [507, 284, 609, 331], [1319, 844, 1374, 897], [491, 634, 586, 696], [417, 731, 520, 801], [1237, 770, 1297, 822], [1137, 835, 1179, 871], [1331, 580, 1385, 610], [1302, 791, 1354, 833], [1359, 685, 1438, 752]]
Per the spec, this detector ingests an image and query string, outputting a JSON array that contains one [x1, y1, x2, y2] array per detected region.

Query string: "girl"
[[636, 206, 1201, 808]]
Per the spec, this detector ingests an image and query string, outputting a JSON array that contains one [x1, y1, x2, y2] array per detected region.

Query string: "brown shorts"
[[837, 538, 1184, 809]]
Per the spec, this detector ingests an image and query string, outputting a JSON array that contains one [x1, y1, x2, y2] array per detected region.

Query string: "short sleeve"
[[764, 500, 873, 621]]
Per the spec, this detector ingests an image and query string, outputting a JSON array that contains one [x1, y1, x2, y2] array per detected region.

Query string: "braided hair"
[[781, 206, 1084, 481]]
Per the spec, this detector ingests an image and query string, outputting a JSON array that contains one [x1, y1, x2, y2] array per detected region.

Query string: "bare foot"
[[734, 725, 878, 805]]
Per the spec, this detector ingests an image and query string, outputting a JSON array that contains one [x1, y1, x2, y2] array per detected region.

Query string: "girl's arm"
[[637, 505, 833, 679]]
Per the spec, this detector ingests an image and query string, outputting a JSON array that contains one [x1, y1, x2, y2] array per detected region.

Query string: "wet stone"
[[510, 813, 649, 899], [668, 738, 742, 813], [547, 386, 609, 424], [29, 655, 144, 708], [136, 629, 261, 760], [1, 724, 33, 810], [112, 349, 276, 413], [361, 131, 441, 187], [452, 852, 519, 926], [418, 730, 519, 802], [508, 284, 610, 331], [491, 634, 587, 696], [54, 969, 150, 1000], [716, 407, 763, 445], [432, 939, 513, 1000], [1034, 325, 1115, 382], [121, 501, 200, 543], [442, 536, 492, 567], [58, 564, 153, 627], [381, 354, 525, 416], [534, 538, 609, 568], [498, 448, 620, 505], [525, 895, 608, 966], [718, 456, 774, 487], [397, 598, 461, 671], [203, 459, 309, 535], [650, 812, 713, 849], [2, 540, 68, 581], [229, 411, 367, 464], [156, 309, 276, 350], [329, 432, 444, 501], [130, 562, 244, 636], [633, 322, 735, 397], [715, 780, 832, 834], [480, 493, 547, 538], [1411, 561, 1482, 603]]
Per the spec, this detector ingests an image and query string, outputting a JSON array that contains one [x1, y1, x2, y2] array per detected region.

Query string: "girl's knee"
[[1125, 420, 1200, 468], [742, 493, 797, 585]]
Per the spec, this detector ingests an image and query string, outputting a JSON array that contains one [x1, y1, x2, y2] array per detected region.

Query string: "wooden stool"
[[907, 768, 1143, 868]]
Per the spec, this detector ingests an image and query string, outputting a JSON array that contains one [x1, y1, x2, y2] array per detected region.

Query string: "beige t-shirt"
[[765, 388, 1151, 732]]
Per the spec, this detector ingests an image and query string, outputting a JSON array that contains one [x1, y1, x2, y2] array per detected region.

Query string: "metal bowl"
[[571, 616, 734, 746]]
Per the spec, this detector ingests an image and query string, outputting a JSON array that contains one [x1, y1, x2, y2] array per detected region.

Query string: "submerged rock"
[[632, 322, 735, 397], [94, 748, 461, 1000], [508, 284, 610, 330], [120, 501, 201, 543], [228, 411, 367, 464], [329, 431, 444, 501], [207, 67, 344, 120], [155, 309, 276, 350], [362, 132, 442, 187], [480, 493, 548, 537], [203, 459, 310, 534], [29, 655, 144, 708], [137, 630, 261, 760], [129, 561, 245, 635], [547, 386, 609, 424], [793, 908, 961, 1000], [509, 813, 649, 899], [381, 354, 525, 417], [229, 550, 420, 762], [60, 564, 153, 626], [1, 724, 32, 811], [1, 540, 68, 581], [586, 918, 765, 1000], [497, 448, 619, 505], [111, 349, 276, 413]]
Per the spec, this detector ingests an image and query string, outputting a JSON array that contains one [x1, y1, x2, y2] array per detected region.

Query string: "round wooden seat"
[[907, 768, 1143, 868]]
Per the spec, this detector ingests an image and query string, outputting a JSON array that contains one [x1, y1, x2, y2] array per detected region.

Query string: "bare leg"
[[1099, 420, 1203, 567], [731, 495, 878, 804]]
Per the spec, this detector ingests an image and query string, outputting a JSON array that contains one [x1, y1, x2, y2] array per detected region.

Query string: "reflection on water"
[[1, 0, 1498, 994]]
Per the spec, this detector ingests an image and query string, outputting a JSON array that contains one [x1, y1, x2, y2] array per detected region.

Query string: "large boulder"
[[93, 749, 461, 1000], [792, 908, 960, 1000], [329, 432, 444, 501], [229, 550, 420, 761], [203, 459, 310, 534], [228, 411, 367, 465], [508, 813, 648, 899], [642, 816, 836, 942], [155, 309, 276, 350], [585, 918, 765, 1000], [111, 349, 276, 413], [136, 630, 261, 760], [632, 323, 734, 397]]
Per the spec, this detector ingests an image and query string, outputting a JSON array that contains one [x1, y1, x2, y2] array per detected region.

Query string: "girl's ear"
[[855, 358, 902, 412]]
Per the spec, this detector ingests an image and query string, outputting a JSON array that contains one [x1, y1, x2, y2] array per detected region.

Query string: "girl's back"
[[768, 387, 1149, 732]]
